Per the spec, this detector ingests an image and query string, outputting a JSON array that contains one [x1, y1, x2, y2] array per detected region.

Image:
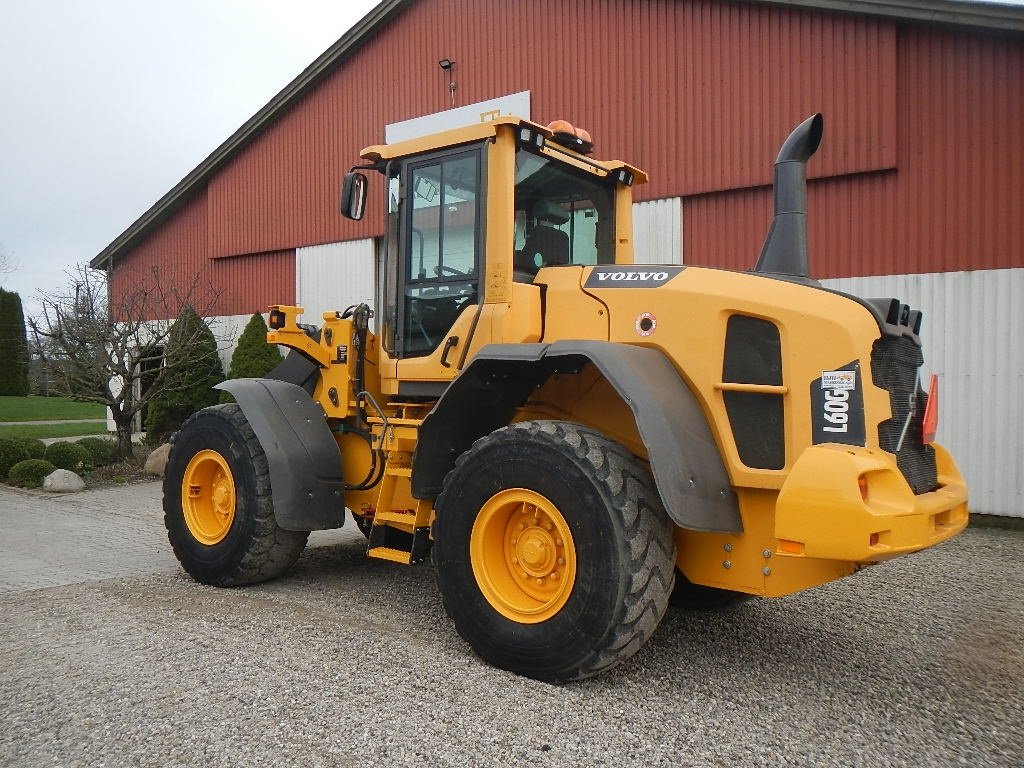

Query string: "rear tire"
[[433, 420, 675, 682], [163, 404, 309, 586]]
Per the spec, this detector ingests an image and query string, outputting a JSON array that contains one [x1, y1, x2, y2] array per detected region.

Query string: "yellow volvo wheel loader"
[[164, 114, 968, 682]]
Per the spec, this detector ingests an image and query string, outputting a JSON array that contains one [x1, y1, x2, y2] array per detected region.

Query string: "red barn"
[[92, 0, 1024, 516]]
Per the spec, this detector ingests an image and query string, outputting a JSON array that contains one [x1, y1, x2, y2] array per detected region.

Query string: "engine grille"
[[870, 336, 938, 494], [723, 315, 785, 470]]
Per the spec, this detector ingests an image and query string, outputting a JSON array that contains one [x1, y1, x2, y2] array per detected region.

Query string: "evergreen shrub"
[[15, 437, 47, 458], [0, 289, 30, 396], [8, 459, 57, 489], [75, 437, 118, 466], [220, 313, 282, 403], [44, 442, 94, 473], [0, 438, 30, 478], [145, 308, 225, 443]]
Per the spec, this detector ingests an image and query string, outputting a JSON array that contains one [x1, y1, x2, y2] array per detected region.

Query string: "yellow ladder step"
[[372, 508, 417, 526], [368, 546, 413, 565]]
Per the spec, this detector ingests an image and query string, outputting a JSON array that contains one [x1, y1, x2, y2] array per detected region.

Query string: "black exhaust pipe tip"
[[776, 113, 823, 165]]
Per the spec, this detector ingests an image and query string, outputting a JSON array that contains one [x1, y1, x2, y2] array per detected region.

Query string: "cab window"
[[512, 149, 615, 278]]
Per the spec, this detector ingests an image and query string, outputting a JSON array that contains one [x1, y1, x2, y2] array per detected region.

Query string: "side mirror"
[[340, 172, 368, 220]]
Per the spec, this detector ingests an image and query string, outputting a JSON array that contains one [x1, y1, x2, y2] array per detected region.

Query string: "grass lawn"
[[0, 396, 105, 422], [0, 422, 109, 440]]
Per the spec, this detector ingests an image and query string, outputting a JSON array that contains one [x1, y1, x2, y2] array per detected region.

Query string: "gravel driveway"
[[1, 482, 1021, 767]]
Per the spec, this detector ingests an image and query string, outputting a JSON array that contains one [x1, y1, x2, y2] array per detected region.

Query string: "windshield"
[[513, 148, 616, 277]]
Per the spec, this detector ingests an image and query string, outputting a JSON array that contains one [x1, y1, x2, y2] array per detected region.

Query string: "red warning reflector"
[[922, 374, 939, 444]]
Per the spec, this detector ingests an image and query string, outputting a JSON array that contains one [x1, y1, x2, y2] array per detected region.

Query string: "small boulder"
[[144, 443, 172, 477], [43, 469, 86, 493]]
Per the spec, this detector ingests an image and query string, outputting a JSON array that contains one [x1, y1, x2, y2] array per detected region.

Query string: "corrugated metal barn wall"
[[685, 23, 1024, 276], [112, 0, 1022, 304], [202, 0, 907, 261], [110, 192, 294, 321], [295, 240, 377, 324], [823, 270, 1024, 517]]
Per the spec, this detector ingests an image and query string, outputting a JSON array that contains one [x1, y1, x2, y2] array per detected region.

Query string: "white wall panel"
[[632, 198, 683, 265], [823, 268, 1023, 518], [296, 240, 377, 327]]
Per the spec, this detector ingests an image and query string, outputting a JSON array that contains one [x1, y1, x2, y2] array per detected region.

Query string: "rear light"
[[858, 474, 869, 501], [922, 374, 939, 443]]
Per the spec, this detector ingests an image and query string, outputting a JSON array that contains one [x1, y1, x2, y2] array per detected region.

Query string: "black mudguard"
[[215, 378, 345, 531], [412, 341, 741, 534]]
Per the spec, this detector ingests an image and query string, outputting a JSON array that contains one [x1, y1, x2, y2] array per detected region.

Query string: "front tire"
[[433, 421, 675, 682], [163, 404, 308, 586]]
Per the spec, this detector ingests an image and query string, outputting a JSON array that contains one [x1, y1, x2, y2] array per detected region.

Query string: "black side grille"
[[723, 315, 785, 470], [870, 336, 938, 494]]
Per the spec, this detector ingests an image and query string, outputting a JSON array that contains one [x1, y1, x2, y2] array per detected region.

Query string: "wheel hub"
[[469, 488, 576, 624], [517, 529, 555, 574], [181, 449, 236, 546]]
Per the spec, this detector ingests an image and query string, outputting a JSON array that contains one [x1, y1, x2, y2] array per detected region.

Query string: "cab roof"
[[359, 116, 648, 185]]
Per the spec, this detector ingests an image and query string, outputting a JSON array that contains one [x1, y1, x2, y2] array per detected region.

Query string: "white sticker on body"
[[821, 370, 856, 391]]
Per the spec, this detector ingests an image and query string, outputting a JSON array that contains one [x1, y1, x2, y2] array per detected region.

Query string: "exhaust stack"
[[753, 113, 823, 280]]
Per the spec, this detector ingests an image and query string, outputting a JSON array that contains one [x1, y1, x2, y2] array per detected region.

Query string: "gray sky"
[[0, 0, 377, 316]]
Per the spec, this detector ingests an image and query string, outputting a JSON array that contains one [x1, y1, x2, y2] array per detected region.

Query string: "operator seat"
[[514, 201, 570, 282]]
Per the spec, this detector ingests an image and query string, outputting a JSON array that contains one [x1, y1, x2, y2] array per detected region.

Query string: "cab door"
[[379, 145, 483, 394]]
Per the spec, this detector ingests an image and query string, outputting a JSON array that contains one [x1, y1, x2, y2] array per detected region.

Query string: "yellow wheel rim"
[[470, 488, 577, 624], [181, 449, 236, 545]]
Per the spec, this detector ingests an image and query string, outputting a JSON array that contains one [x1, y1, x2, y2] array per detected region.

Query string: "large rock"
[[43, 469, 86, 493], [144, 443, 172, 477]]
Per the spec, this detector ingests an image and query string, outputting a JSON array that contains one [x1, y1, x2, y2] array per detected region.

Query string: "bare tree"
[[29, 264, 223, 459], [0, 243, 18, 279]]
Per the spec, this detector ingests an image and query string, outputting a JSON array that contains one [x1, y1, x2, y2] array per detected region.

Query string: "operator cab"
[[340, 117, 644, 371]]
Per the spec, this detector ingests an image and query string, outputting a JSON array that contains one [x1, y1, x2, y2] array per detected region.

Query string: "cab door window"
[[400, 150, 480, 358]]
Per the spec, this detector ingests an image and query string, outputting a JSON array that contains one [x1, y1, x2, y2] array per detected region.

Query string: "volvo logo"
[[598, 271, 669, 282], [584, 266, 684, 289]]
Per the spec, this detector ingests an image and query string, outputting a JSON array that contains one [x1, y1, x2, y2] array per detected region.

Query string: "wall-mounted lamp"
[[438, 58, 456, 108]]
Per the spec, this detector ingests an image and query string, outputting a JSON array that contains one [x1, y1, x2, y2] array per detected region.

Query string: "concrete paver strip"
[[0, 482, 348, 592], [0, 482, 175, 593]]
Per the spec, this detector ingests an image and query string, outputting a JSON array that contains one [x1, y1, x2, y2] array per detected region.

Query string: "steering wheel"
[[434, 264, 469, 279]]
